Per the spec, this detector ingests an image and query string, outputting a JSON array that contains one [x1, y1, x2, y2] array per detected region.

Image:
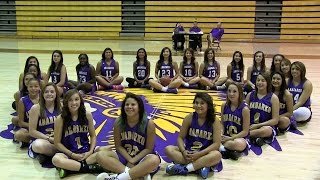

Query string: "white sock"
[[186, 163, 195, 172], [219, 145, 226, 152], [183, 82, 189, 87], [117, 171, 131, 180], [124, 166, 130, 172], [161, 86, 168, 92]]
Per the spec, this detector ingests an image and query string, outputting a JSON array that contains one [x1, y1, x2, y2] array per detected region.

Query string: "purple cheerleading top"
[[222, 102, 248, 137]]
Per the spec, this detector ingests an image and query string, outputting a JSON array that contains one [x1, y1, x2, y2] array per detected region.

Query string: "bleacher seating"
[[281, 0, 320, 40], [0, 0, 319, 41], [14, 1, 122, 38]]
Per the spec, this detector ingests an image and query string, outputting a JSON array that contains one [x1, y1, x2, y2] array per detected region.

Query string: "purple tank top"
[[231, 65, 242, 83], [278, 96, 287, 115], [120, 120, 151, 157], [21, 95, 35, 123], [100, 59, 116, 78], [223, 102, 248, 137], [182, 62, 195, 77], [250, 67, 262, 85], [135, 63, 148, 80], [249, 91, 273, 124], [288, 80, 311, 108], [185, 112, 213, 152], [203, 61, 218, 80], [62, 119, 90, 154], [159, 62, 174, 78], [77, 65, 92, 83], [37, 108, 58, 137], [50, 70, 68, 86]]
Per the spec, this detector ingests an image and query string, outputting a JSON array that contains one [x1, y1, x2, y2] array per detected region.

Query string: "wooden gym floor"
[[0, 38, 319, 180]]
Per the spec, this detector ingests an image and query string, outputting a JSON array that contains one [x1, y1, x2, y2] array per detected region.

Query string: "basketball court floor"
[[0, 38, 319, 180]]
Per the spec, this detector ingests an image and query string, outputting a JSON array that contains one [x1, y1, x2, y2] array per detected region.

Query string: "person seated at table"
[[172, 23, 186, 51], [189, 21, 203, 52], [207, 22, 224, 48]]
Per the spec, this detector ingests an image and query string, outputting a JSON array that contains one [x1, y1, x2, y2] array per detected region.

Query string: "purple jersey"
[[62, 119, 90, 154], [288, 80, 311, 108], [77, 65, 92, 83], [100, 59, 117, 78], [120, 120, 151, 157], [203, 61, 218, 80], [50, 70, 68, 86], [279, 96, 287, 115], [159, 62, 174, 78], [135, 63, 148, 80], [249, 91, 273, 124], [231, 65, 242, 83], [182, 62, 195, 77], [250, 67, 263, 85], [223, 102, 248, 137], [21, 95, 35, 123], [185, 112, 213, 152], [37, 108, 58, 137]]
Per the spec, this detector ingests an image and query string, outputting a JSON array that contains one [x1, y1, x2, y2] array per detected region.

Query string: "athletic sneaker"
[[166, 88, 178, 94], [199, 167, 210, 179], [153, 88, 162, 93], [188, 84, 199, 89], [222, 149, 241, 160], [19, 142, 29, 149], [112, 85, 124, 90], [88, 163, 104, 173], [126, 77, 135, 87], [57, 168, 69, 179], [255, 138, 265, 147], [166, 163, 188, 175], [96, 173, 118, 180]]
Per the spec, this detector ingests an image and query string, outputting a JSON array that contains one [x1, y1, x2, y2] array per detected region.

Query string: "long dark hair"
[[136, 48, 148, 65], [204, 48, 215, 70], [253, 51, 266, 72], [231, 51, 244, 72], [101, 47, 114, 61], [26, 64, 41, 79], [290, 61, 307, 82], [23, 56, 41, 75], [271, 71, 287, 102], [76, 53, 89, 74], [226, 82, 244, 108], [193, 92, 215, 125], [156, 47, 173, 70], [49, 50, 64, 75], [271, 54, 284, 73], [61, 89, 87, 132], [183, 48, 195, 68], [117, 92, 147, 133], [280, 58, 291, 76], [135, 48, 149, 74], [39, 83, 61, 119], [254, 72, 272, 97], [21, 73, 37, 96]]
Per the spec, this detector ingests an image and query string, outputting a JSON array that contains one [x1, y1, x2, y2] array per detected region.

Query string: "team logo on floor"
[[0, 89, 303, 160]]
